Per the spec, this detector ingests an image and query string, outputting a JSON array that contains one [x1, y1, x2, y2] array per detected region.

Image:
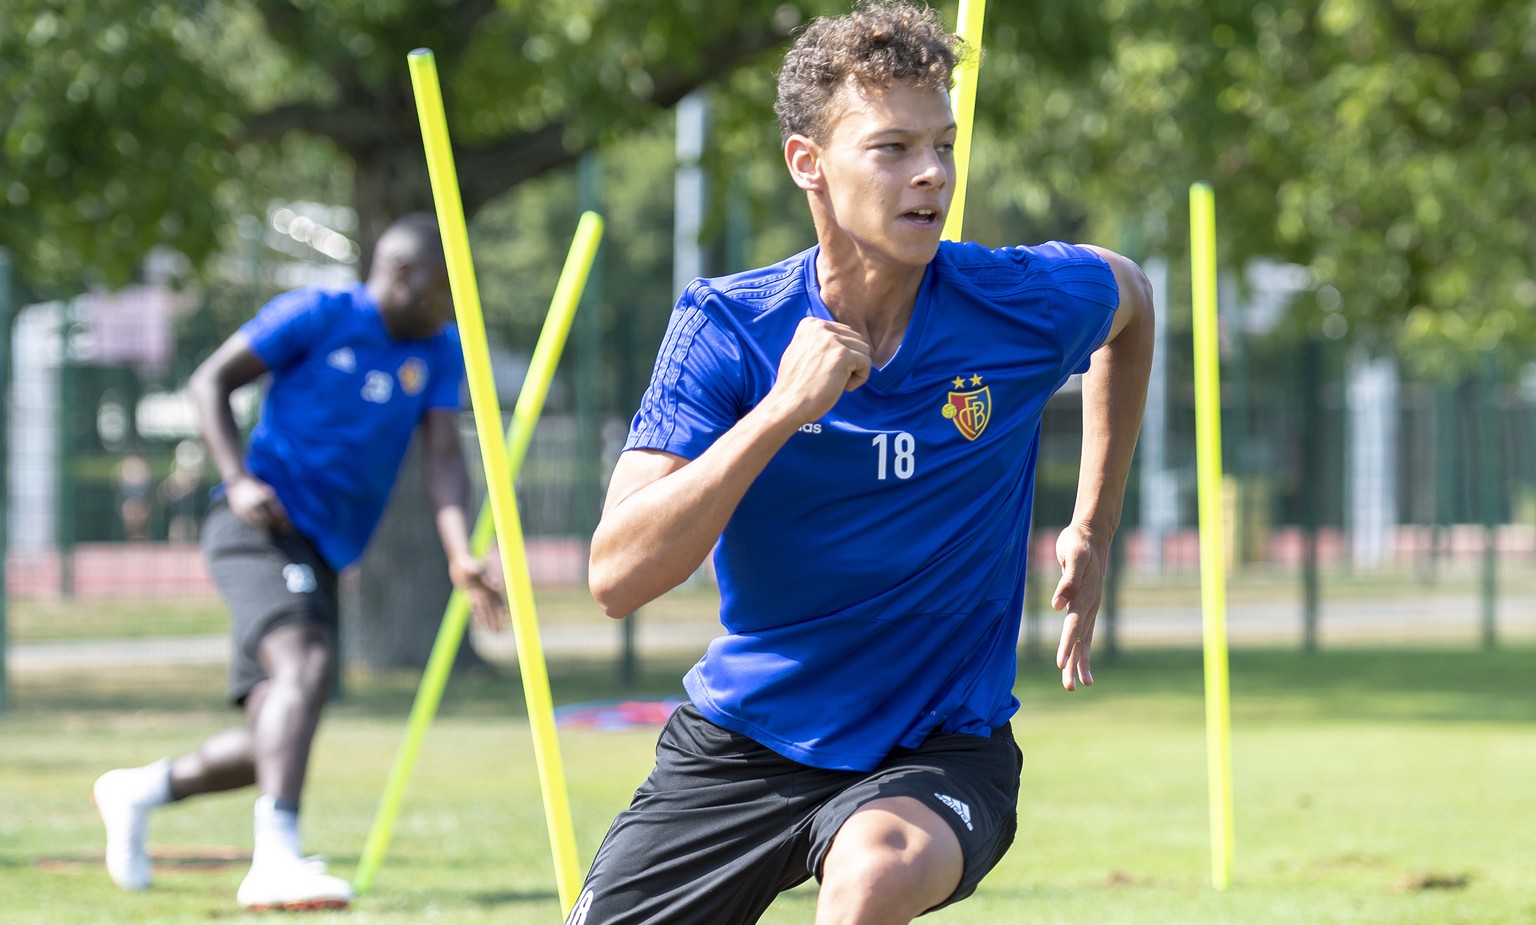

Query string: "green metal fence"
[[4, 279, 1534, 710]]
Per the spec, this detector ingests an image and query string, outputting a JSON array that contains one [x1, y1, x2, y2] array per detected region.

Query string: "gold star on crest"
[[970, 374, 983, 386]]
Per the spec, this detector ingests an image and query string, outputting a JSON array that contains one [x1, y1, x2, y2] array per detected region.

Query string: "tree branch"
[[245, 8, 798, 218], [455, 16, 797, 215], [645, 21, 794, 110], [242, 100, 390, 149], [249, 0, 309, 56], [456, 123, 574, 218], [447, 0, 502, 59]]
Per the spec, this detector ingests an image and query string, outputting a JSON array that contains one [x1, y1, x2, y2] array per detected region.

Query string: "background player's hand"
[[1052, 521, 1110, 692], [768, 317, 872, 424], [226, 473, 292, 533], [450, 553, 506, 631]]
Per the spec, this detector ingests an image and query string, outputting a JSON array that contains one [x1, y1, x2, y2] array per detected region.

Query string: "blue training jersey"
[[239, 283, 464, 570], [625, 240, 1118, 771]]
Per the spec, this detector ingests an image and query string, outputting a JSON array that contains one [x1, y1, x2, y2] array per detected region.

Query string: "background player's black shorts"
[[201, 499, 339, 705], [563, 702, 1022, 925]]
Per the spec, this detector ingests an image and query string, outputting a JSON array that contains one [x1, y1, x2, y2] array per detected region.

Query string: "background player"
[[93, 213, 503, 911]]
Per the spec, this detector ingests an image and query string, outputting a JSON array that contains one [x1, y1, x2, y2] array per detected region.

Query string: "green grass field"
[[3, 647, 1533, 924]]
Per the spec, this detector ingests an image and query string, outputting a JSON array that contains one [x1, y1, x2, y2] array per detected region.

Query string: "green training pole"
[[355, 207, 603, 894], [941, 0, 986, 242], [1190, 182, 1234, 891], [361, 49, 591, 912], [353, 212, 600, 894]]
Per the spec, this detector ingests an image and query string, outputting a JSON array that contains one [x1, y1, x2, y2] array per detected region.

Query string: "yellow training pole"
[[354, 212, 602, 894], [942, 0, 987, 242], [1190, 181, 1234, 891], [403, 48, 581, 913]]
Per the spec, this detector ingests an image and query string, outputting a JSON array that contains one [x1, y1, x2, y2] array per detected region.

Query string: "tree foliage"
[[1, 0, 243, 292], [965, 0, 1535, 376], [1, 0, 827, 291], [3, 0, 1532, 377]]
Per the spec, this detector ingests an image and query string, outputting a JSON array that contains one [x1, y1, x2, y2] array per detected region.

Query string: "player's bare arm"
[[187, 332, 291, 532], [589, 317, 871, 617], [1054, 247, 1156, 691], [421, 408, 506, 630]]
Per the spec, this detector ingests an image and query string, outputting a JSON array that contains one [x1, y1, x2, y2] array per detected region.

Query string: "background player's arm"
[[187, 331, 291, 531], [420, 408, 505, 630], [589, 317, 871, 618], [1053, 247, 1156, 691]]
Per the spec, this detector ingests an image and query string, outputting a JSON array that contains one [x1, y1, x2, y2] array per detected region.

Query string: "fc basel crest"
[[398, 357, 428, 397], [942, 375, 990, 441]]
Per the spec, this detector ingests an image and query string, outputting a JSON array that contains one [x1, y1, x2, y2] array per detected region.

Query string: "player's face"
[[395, 259, 453, 338], [814, 80, 956, 268]]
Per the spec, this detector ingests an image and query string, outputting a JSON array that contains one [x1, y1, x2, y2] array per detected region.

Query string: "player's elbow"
[[1123, 261, 1155, 330], [587, 557, 639, 619], [1088, 247, 1155, 346], [186, 358, 217, 405]]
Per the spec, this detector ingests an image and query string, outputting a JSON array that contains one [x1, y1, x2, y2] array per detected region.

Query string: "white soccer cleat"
[[237, 855, 353, 912], [92, 768, 153, 891]]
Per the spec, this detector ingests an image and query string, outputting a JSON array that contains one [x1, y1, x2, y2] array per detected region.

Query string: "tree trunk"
[[344, 432, 486, 673], [349, 141, 437, 273]]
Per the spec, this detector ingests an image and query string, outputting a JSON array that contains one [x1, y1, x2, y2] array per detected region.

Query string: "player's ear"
[[386, 256, 418, 299], [785, 134, 824, 192], [389, 256, 414, 285]]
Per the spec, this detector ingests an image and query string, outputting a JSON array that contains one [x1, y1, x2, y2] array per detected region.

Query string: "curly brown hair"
[[774, 1, 967, 143]]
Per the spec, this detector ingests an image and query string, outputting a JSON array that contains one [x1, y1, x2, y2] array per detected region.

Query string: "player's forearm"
[[423, 450, 476, 565], [1070, 294, 1155, 542], [417, 407, 479, 566], [589, 401, 803, 617], [188, 361, 250, 487], [431, 502, 475, 565]]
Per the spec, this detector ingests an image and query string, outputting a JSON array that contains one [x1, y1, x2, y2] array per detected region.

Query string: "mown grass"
[[2, 646, 1534, 924]]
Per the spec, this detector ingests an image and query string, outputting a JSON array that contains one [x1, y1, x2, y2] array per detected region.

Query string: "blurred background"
[[1, 0, 1532, 709]]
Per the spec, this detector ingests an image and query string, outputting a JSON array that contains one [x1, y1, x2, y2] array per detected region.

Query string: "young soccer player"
[[572, 3, 1155, 923], [92, 213, 504, 911]]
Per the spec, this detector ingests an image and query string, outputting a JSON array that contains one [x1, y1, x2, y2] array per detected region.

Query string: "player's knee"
[[260, 624, 336, 699], [824, 843, 904, 894], [820, 801, 962, 920], [292, 644, 335, 700], [821, 835, 954, 919], [818, 854, 928, 923]]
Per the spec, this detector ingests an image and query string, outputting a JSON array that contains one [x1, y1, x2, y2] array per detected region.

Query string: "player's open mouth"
[[902, 209, 939, 225]]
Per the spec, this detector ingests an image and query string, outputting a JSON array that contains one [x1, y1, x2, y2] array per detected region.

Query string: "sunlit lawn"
[[3, 647, 1533, 924]]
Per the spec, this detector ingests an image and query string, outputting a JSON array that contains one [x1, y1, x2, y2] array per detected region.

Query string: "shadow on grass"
[[356, 886, 560, 911], [465, 889, 561, 907]]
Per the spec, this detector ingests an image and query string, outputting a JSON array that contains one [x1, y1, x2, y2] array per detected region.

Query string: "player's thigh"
[[820, 795, 964, 913], [202, 501, 338, 704], [568, 704, 826, 925], [809, 725, 1022, 913]]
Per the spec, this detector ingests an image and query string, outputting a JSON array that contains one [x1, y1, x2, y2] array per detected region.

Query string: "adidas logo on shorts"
[[934, 792, 973, 831]]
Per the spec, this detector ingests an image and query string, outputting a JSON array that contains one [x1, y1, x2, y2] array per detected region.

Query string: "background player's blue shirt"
[[239, 284, 464, 570], [626, 240, 1118, 771]]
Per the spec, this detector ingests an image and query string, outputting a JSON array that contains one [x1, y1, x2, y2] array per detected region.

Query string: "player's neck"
[[814, 248, 925, 368]]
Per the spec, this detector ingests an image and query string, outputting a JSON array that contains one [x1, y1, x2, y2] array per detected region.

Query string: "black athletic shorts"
[[563, 702, 1022, 925], [201, 498, 339, 705]]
